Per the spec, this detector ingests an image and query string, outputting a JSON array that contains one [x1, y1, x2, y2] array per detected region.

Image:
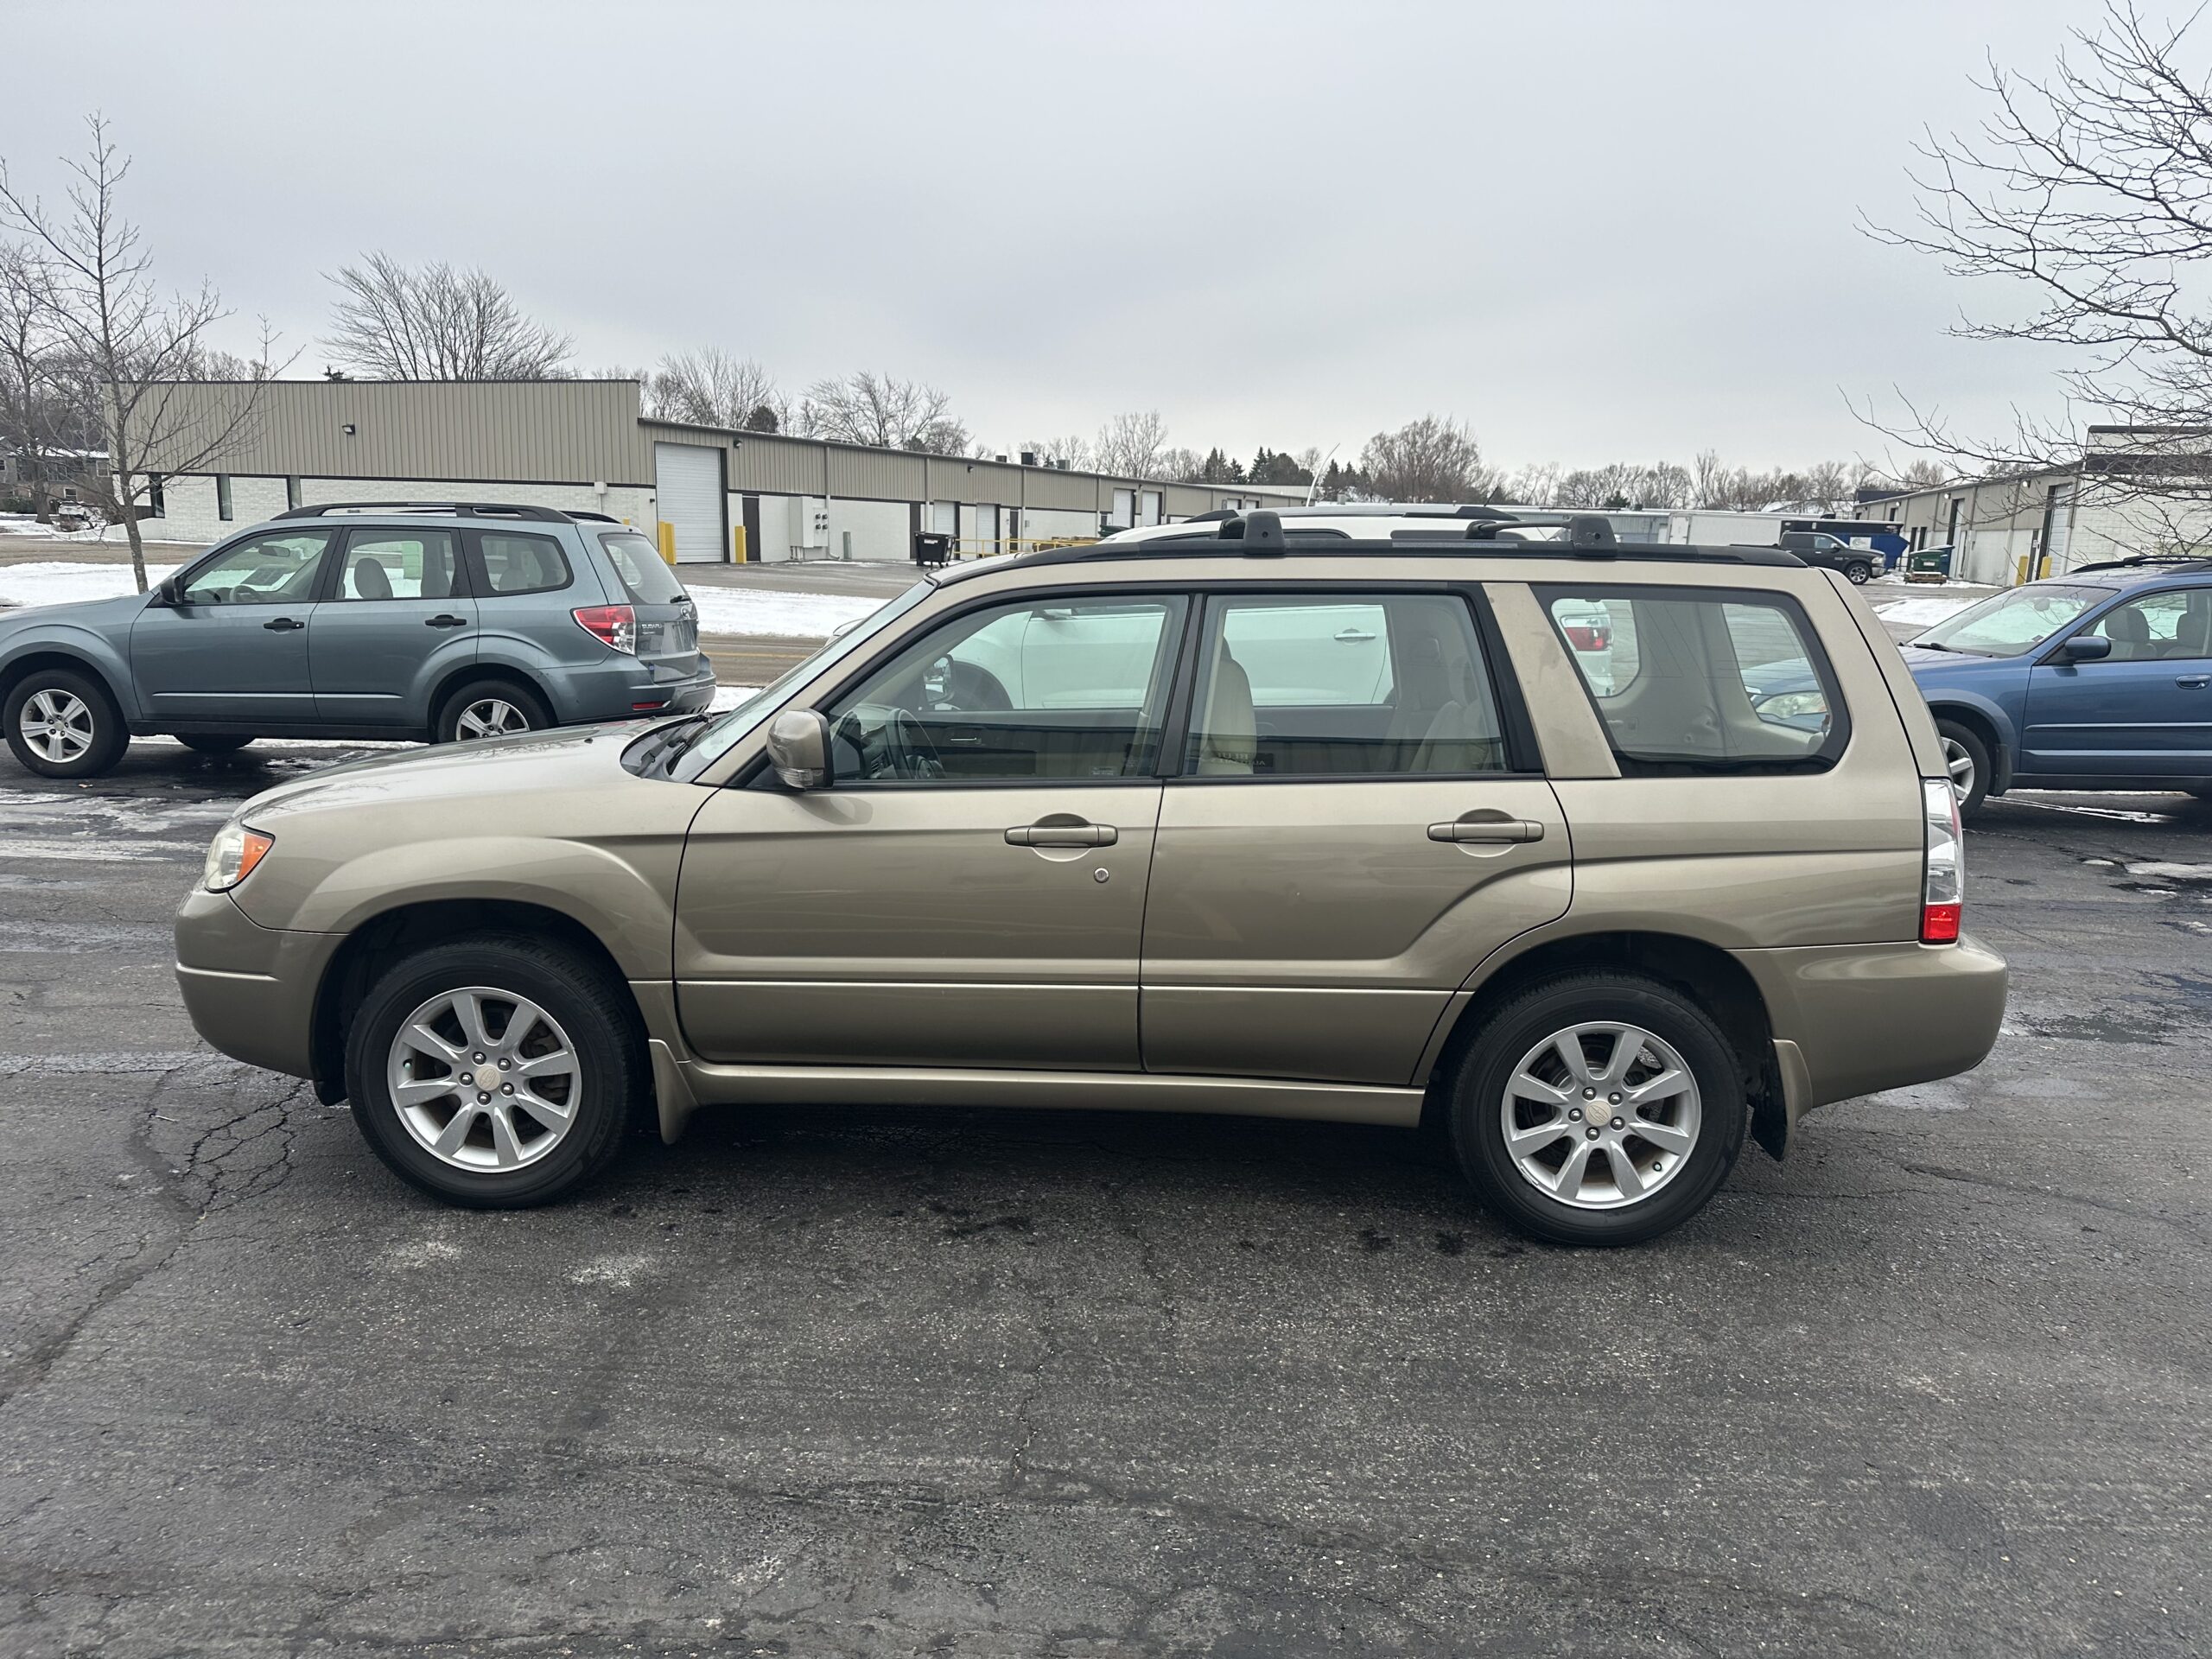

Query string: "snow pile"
[[683, 586, 883, 639], [0, 561, 178, 608], [0, 513, 200, 546]]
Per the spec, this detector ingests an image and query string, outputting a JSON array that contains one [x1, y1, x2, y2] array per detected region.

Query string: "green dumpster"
[[1904, 546, 1954, 583]]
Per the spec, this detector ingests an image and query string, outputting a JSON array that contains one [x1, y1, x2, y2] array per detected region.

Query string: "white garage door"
[[655, 442, 724, 564]]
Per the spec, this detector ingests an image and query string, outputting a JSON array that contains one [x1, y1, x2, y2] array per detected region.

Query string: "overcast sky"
[[3, 0, 2113, 473]]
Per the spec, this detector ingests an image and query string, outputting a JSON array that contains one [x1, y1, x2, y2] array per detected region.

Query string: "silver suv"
[[1, 503, 715, 777], [175, 509, 2007, 1245]]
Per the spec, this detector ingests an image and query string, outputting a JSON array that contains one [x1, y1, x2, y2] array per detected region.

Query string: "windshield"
[[1913, 583, 2107, 657], [598, 531, 690, 606], [668, 581, 934, 781]]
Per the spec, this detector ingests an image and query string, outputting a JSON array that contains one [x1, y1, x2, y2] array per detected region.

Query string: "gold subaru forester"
[[176, 508, 2005, 1245]]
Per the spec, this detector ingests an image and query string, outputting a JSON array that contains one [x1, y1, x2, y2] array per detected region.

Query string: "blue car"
[[1895, 557, 2212, 816], [0, 503, 716, 779]]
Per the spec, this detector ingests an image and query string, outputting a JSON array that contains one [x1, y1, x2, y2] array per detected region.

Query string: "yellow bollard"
[[732, 525, 748, 563], [657, 522, 677, 565]]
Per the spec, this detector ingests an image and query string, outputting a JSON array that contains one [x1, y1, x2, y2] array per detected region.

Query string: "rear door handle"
[[425, 613, 470, 628], [2178, 673, 2210, 689], [1428, 817, 1544, 843], [1335, 627, 1376, 643], [262, 616, 304, 632], [1006, 823, 1118, 847]]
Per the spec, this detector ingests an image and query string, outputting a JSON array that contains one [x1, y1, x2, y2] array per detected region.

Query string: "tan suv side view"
[[175, 509, 2007, 1245]]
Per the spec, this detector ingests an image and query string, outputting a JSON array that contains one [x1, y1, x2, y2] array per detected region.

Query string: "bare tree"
[[1093, 409, 1170, 479], [0, 117, 289, 591], [1800, 459, 1861, 514], [0, 238, 78, 518], [1154, 445, 1205, 482], [1361, 416, 1495, 502], [323, 251, 571, 381], [1020, 433, 1095, 470], [1860, 3, 2212, 496], [799, 372, 968, 454], [646, 347, 786, 431]]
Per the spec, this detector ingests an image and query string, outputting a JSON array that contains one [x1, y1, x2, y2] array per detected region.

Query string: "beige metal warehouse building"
[[137, 379, 1304, 559]]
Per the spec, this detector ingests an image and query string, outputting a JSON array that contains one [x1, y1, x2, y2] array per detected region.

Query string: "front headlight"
[[202, 824, 275, 892], [1756, 690, 1829, 720]]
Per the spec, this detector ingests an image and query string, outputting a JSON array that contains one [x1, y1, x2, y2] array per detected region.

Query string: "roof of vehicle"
[[941, 507, 1808, 584], [2053, 555, 2212, 588]]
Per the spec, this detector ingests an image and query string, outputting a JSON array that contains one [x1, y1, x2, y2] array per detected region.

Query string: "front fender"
[[1923, 688, 2021, 789], [231, 833, 683, 980], [1, 624, 141, 720]]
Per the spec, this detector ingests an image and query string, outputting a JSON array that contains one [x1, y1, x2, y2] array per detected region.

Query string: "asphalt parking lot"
[[1, 738, 2209, 1656]]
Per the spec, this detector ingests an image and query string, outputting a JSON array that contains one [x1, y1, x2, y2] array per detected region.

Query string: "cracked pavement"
[[0, 741, 2208, 1656]]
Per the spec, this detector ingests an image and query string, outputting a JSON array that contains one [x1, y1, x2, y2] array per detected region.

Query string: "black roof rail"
[[2069, 553, 2212, 573], [272, 502, 578, 523], [1464, 513, 1619, 552], [1217, 509, 1286, 551]]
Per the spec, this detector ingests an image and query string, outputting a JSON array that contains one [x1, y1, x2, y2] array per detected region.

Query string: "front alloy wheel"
[[19, 687, 96, 766], [387, 986, 582, 1171], [3, 667, 127, 779]]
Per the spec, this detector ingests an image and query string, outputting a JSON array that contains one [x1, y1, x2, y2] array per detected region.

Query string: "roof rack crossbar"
[[272, 502, 576, 523], [2069, 554, 2212, 573]]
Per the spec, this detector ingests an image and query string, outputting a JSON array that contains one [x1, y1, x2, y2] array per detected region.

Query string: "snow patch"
[[0, 560, 179, 609], [2123, 861, 2212, 882], [684, 587, 882, 639], [1872, 594, 1983, 627], [381, 1237, 465, 1270], [568, 1252, 652, 1288]]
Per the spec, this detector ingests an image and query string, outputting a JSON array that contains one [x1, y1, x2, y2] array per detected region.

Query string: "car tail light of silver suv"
[[572, 604, 637, 655], [1921, 778, 1964, 944]]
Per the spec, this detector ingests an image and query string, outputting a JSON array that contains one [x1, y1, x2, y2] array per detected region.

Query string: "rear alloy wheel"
[[345, 936, 643, 1206], [4, 667, 127, 779], [435, 678, 551, 744], [1450, 973, 1746, 1246], [1936, 719, 1992, 818]]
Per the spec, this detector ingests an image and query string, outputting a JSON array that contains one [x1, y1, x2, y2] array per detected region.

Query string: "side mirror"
[[766, 709, 830, 789], [2058, 632, 2113, 663], [155, 575, 183, 607]]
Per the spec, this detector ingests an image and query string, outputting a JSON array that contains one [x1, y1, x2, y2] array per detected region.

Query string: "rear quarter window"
[[1538, 584, 1849, 775], [598, 531, 689, 606], [474, 531, 573, 596]]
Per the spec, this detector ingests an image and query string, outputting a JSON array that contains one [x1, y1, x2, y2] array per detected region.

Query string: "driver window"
[[2083, 590, 2210, 661], [823, 594, 1187, 784], [179, 531, 335, 605]]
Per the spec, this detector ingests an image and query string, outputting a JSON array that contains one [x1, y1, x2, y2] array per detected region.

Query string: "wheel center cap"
[[473, 1064, 501, 1091]]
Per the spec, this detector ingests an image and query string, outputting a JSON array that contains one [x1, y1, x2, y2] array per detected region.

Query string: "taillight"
[[1921, 778, 1963, 944], [572, 604, 636, 655]]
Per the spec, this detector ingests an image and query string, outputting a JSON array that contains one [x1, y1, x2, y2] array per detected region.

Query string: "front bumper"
[[175, 887, 336, 1080], [1739, 932, 2009, 1116]]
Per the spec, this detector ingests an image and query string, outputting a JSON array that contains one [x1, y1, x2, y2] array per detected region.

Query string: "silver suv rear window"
[[1539, 585, 1849, 775], [598, 531, 689, 607]]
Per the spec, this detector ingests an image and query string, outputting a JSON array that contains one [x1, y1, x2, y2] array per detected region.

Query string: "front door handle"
[[1006, 822, 1118, 847], [425, 613, 470, 628], [1335, 627, 1376, 643], [1428, 817, 1544, 844], [2178, 673, 2210, 689], [262, 616, 304, 632]]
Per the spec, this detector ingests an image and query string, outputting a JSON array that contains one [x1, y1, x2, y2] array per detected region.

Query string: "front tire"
[[1448, 973, 1747, 1247], [1845, 560, 1873, 585], [1936, 719, 1992, 818], [435, 678, 552, 744], [4, 667, 127, 779], [343, 936, 645, 1207]]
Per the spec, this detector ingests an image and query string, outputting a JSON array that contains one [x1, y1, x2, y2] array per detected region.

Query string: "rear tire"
[[4, 667, 127, 779], [1448, 973, 1747, 1247], [435, 678, 552, 743], [177, 733, 255, 754], [1936, 719, 1992, 818], [343, 935, 644, 1208]]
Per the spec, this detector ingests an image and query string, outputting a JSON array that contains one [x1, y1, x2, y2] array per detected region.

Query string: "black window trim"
[[2043, 582, 2212, 666], [1534, 580, 1853, 777], [322, 523, 474, 604], [462, 524, 575, 599]]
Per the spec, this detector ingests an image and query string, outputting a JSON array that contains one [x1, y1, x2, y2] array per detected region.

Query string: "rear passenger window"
[[474, 531, 572, 595], [335, 530, 461, 601], [1541, 587, 1848, 774], [1185, 593, 1510, 776]]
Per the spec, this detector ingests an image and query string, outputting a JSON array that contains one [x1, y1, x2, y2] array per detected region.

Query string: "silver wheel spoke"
[[487, 1104, 526, 1167], [512, 1047, 574, 1079], [1595, 1028, 1642, 1088], [1510, 1069, 1575, 1106], [452, 991, 493, 1052], [1550, 1032, 1594, 1085], [404, 1021, 464, 1064], [1624, 1066, 1686, 1107], [434, 1104, 480, 1157], [1628, 1116, 1694, 1155], [392, 1075, 458, 1106], [1550, 1140, 1596, 1199], [512, 1086, 573, 1127], [1605, 1144, 1644, 1199], [1507, 1115, 1571, 1156]]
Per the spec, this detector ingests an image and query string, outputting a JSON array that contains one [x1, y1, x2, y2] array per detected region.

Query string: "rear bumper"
[[543, 654, 717, 723], [174, 887, 334, 1079], [1738, 933, 2008, 1115]]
